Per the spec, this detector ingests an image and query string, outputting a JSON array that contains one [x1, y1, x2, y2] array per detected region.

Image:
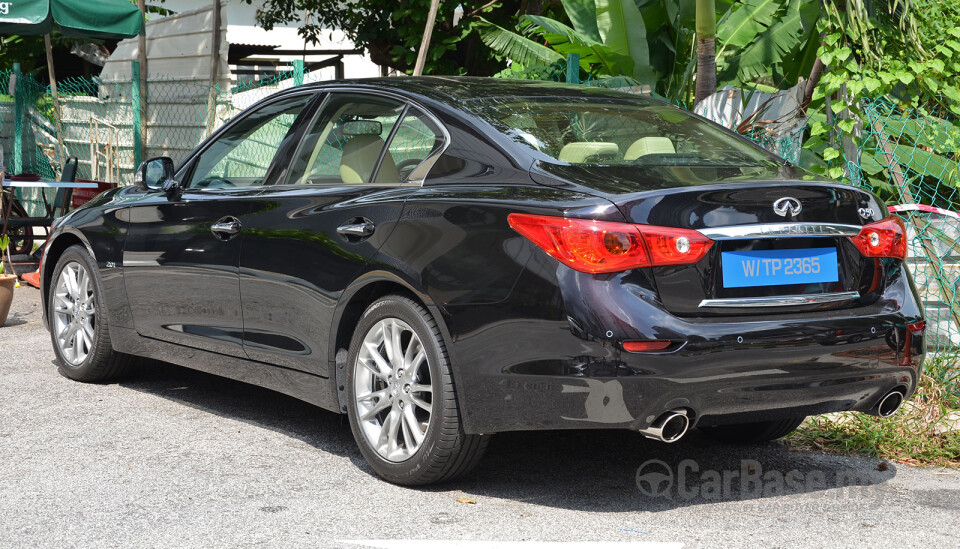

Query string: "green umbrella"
[[0, 0, 142, 39], [0, 0, 144, 181]]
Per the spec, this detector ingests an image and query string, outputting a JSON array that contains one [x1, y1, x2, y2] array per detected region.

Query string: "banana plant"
[[716, 0, 819, 87], [479, 0, 821, 104], [477, 0, 656, 86]]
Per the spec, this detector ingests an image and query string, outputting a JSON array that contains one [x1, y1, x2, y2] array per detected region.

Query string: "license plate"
[[721, 247, 839, 288]]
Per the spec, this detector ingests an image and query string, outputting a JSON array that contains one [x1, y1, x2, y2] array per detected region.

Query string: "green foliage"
[[803, 1, 960, 198], [479, 0, 656, 86], [480, 0, 820, 103], [717, 0, 819, 86], [0, 234, 8, 274]]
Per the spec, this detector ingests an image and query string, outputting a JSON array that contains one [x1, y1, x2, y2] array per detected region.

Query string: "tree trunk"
[[800, 58, 825, 115], [695, 38, 717, 106], [413, 0, 442, 75], [694, 0, 716, 106]]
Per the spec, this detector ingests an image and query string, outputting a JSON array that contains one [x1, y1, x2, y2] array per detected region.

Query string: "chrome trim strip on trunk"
[[698, 223, 863, 240], [698, 291, 861, 308]]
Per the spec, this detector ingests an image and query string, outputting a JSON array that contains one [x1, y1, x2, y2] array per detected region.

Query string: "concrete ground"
[[1, 285, 958, 548]]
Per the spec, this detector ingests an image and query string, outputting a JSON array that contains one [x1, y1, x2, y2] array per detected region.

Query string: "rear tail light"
[[907, 320, 925, 335], [848, 217, 907, 260], [507, 213, 713, 274]]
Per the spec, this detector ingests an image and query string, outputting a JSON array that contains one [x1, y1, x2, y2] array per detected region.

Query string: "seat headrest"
[[624, 137, 675, 161], [557, 142, 619, 164]]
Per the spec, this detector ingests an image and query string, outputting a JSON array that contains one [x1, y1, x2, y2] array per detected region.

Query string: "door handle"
[[337, 220, 376, 237], [211, 216, 241, 240]]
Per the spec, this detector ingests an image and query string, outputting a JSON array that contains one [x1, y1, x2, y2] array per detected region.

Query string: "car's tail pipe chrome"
[[865, 388, 906, 417], [639, 409, 690, 443]]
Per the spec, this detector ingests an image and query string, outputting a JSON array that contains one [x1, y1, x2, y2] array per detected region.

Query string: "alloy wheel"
[[52, 261, 97, 366], [353, 318, 434, 462]]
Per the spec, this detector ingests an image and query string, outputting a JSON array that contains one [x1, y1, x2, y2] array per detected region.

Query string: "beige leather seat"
[[557, 142, 619, 164], [339, 134, 400, 184], [624, 137, 675, 161]]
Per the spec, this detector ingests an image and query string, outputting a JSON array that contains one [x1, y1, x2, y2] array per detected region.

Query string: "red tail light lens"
[[622, 340, 674, 352], [507, 213, 713, 274], [849, 217, 907, 260], [639, 225, 716, 266]]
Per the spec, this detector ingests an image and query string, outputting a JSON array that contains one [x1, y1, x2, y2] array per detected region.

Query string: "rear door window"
[[285, 95, 405, 185], [384, 108, 444, 181]]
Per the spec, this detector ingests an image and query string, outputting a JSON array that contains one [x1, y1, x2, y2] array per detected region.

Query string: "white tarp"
[[694, 82, 808, 162], [99, 3, 230, 86]]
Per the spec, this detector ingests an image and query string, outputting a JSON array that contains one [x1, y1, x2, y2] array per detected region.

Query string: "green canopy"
[[0, 0, 142, 39]]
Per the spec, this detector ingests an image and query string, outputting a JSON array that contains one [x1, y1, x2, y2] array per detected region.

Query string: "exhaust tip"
[[639, 409, 690, 443], [876, 390, 905, 417], [659, 413, 690, 442]]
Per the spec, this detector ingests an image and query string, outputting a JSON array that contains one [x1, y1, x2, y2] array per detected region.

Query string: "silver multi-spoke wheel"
[[52, 261, 97, 366], [353, 317, 434, 462]]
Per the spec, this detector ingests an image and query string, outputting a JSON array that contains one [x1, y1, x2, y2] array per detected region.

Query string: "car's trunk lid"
[[530, 163, 890, 316]]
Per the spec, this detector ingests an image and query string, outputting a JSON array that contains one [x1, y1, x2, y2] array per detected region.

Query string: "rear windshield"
[[465, 96, 777, 167]]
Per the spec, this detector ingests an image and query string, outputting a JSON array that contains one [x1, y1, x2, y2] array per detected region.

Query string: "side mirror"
[[134, 157, 175, 191]]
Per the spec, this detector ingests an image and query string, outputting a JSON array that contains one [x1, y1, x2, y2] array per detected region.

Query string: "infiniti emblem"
[[773, 197, 802, 217]]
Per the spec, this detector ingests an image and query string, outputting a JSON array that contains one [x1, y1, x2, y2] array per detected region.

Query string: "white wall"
[[159, 0, 380, 79]]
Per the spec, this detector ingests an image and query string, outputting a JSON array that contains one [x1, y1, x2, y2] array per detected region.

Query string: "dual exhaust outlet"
[[639, 387, 906, 444]]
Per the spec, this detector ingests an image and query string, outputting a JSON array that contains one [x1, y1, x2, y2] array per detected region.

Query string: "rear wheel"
[[345, 294, 488, 485], [700, 416, 806, 444], [48, 245, 132, 382]]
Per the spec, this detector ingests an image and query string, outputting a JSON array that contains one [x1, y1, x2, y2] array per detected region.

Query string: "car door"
[[122, 93, 317, 357], [237, 92, 446, 375]]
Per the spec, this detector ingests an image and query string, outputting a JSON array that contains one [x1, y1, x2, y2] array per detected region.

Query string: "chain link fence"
[[844, 98, 960, 390], [0, 63, 328, 216]]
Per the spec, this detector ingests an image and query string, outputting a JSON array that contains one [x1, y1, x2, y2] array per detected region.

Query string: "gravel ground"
[[1, 285, 958, 548]]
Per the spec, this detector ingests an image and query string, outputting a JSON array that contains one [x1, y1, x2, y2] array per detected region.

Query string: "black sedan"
[[40, 77, 925, 485]]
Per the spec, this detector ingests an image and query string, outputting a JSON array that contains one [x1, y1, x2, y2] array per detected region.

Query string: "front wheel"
[[48, 245, 133, 382], [345, 294, 488, 485]]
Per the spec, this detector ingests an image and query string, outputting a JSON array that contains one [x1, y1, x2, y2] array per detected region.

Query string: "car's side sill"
[[109, 326, 341, 413]]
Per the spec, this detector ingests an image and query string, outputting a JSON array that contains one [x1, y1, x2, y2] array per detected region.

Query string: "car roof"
[[297, 76, 654, 106]]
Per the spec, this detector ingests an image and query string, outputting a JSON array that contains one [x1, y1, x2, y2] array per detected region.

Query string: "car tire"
[[345, 294, 489, 485], [700, 416, 806, 444], [48, 245, 133, 382]]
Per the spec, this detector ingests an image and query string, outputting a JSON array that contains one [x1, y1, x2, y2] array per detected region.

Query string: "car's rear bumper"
[[450, 264, 925, 434]]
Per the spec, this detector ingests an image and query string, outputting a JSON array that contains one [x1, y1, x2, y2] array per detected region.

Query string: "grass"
[[786, 358, 960, 468]]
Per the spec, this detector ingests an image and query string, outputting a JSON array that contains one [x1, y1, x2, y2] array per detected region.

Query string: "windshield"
[[466, 96, 778, 167]]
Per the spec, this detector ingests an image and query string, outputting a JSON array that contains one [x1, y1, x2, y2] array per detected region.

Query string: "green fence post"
[[565, 54, 580, 85], [12, 62, 22, 175], [293, 60, 304, 86], [132, 60, 142, 169]]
